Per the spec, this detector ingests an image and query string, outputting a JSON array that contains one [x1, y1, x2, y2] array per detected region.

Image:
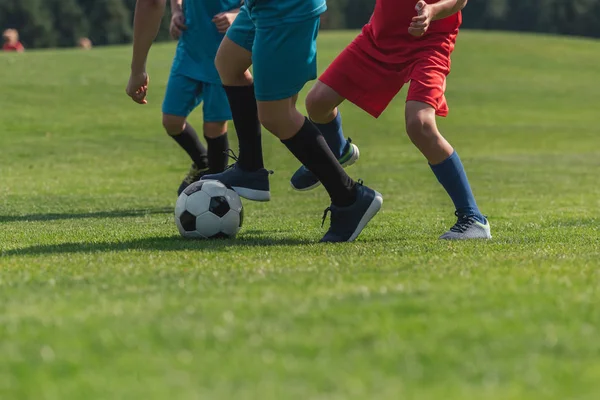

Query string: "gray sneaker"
[[439, 214, 492, 240]]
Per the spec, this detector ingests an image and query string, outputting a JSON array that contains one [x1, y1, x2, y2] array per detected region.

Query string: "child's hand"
[[170, 11, 187, 39], [409, 1, 432, 37], [212, 11, 238, 33]]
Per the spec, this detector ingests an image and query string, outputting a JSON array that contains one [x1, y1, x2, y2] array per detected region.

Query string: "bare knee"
[[305, 82, 343, 124], [405, 112, 437, 143], [163, 114, 186, 136], [257, 100, 304, 140], [203, 121, 228, 139]]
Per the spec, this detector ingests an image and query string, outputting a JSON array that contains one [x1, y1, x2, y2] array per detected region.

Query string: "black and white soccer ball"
[[175, 180, 244, 239]]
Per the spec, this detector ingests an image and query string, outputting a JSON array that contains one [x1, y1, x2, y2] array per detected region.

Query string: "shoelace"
[[221, 149, 274, 175], [321, 207, 331, 228], [320, 179, 364, 228], [223, 149, 240, 171], [449, 211, 478, 233]]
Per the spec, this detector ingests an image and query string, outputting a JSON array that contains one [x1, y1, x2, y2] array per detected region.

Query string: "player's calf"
[[290, 82, 359, 191], [404, 102, 453, 165]]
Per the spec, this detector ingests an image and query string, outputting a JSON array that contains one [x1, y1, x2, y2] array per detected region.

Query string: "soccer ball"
[[175, 180, 244, 239]]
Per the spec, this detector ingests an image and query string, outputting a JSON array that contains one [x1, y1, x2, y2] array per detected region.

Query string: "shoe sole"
[[438, 226, 492, 240], [291, 144, 361, 192], [348, 190, 383, 242], [232, 186, 271, 202]]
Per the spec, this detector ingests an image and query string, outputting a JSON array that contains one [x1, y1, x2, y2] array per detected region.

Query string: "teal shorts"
[[162, 70, 232, 122], [226, 6, 320, 101]]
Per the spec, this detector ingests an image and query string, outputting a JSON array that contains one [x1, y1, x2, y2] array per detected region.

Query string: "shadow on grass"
[[0, 208, 173, 223], [2, 234, 313, 256]]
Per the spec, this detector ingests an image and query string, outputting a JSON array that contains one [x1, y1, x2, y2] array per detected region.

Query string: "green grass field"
[[1, 30, 599, 399]]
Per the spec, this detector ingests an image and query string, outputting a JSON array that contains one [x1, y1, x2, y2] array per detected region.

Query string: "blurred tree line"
[[2, 0, 600, 49]]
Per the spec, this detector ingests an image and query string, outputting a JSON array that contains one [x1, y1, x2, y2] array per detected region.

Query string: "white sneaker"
[[439, 215, 492, 240]]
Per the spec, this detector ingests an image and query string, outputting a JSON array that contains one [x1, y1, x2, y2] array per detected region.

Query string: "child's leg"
[[405, 100, 483, 219], [250, 17, 381, 242], [201, 7, 270, 202], [202, 83, 233, 173], [405, 99, 490, 240], [305, 81, 348, 158], [202, 121, 229, 174], [162, 72, 209, 171], [214, 12, 264, 172]]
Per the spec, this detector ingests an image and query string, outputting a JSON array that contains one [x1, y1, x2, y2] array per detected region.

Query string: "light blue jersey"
[[173, 0, 242, 83], [245, 0, 327, 28]]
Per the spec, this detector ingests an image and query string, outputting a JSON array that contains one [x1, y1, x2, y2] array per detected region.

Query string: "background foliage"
[[2, 0, 600, 48]]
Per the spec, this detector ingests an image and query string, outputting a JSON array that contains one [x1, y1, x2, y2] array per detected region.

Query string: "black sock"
[[223, 85, 264, 171], [282, 118, 357, 207], [171, 123, 208, 170], [205, 133, 229, 173]]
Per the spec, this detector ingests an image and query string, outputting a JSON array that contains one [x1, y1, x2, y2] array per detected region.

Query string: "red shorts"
[[320, 35, 452, 118]]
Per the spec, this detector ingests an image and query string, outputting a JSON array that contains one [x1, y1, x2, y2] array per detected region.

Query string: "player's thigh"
[[162, 72, 204, 134], [257, 97, 305, 140], [218, 6, 254, 85], [202, 83, 231, 138], [252, 17, 320, 102]]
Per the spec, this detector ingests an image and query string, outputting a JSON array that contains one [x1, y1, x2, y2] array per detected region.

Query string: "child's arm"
[[429, 0, 468, 21], [127, 0, 167, 104], [409, 0, 467, 37]]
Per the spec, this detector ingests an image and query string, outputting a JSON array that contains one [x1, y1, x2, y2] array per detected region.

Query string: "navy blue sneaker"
[[320, 182, 383, 243], [201, 151, 272, 202], [177, 163, 210, 196], [291, 138, 360, 191]]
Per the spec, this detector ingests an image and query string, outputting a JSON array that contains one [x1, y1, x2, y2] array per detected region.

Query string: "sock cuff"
[[222, 84, 255, 93], [281, 118, 319, 145], [204, 133, 228, 142], [311, 109, 342, 127], [429, 150, 458, 168]]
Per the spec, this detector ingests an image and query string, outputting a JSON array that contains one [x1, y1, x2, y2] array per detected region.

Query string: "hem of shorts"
[[405, 96, 449, 117], [170, 64, 223, 86], [161, 108, 190, 118], [203, 115, 232, 123], [255, 81, 313, 102], [318, 78, 383, 119]]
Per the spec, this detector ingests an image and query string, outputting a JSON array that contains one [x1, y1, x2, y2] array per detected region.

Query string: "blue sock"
[[312, 111, 347, 159], [430, 151, 485, 223]]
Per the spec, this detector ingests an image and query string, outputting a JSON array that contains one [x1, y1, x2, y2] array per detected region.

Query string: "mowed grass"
[[1, 30, 600, 399]]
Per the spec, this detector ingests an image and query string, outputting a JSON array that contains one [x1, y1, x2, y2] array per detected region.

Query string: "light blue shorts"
[[162, 71, 232, 122], [226, 6, 320, 101]]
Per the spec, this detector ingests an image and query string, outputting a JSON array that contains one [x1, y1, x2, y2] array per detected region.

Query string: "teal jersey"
[[173, 0, 241, 83], [246, 0, 327, 28]]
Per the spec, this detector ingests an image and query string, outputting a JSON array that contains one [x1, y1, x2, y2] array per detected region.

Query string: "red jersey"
[[358, 0, 461, 63], [2, 42, 25, 52]]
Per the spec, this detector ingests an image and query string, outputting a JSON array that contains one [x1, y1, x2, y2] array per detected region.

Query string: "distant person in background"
[[126, 0, 242, 196], [78, 37, 93, 50], [300, 0, 491, 241], [2, 29, 24, 52]]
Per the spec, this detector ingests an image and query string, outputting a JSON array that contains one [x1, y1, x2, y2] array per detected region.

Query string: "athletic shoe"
[[439, 213, 492, 240], [200, 151, 272, 202], [320, 181, 383, 243], [177, 163, 209, 196], [290, 138, 360, 191]]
